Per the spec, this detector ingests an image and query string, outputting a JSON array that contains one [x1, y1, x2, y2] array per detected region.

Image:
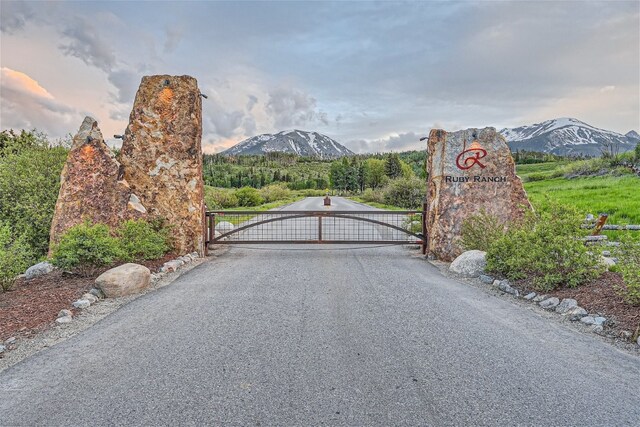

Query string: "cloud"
[[107, 69, 139, 104], [204, 97, 246, 138], [345, 132, 423, 153], [59, 18, 117, 73], [266, 87, 329, 129], [0, 1, 34, 34], [246, 94, 258, 111], [164, 24, 184, 52], [0, 67, 78, 136]]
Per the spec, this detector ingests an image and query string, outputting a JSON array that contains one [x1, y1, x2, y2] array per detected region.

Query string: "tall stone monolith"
[[119, 75, 205, 256], [425, 127, 531, 261], [49, 117, 147, 249]]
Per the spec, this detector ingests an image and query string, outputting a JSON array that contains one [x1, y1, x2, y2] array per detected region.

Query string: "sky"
[[1, 0, 638, 154]]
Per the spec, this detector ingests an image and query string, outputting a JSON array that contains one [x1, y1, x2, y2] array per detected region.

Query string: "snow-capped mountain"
[[500, 118, 638, 156], [221, 130, 354, 158]]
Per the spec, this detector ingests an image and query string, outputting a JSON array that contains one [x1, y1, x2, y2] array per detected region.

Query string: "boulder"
[[555, 298, 578, 314], [449, 250, 487, 277], [24, 261, 55, 279], [424, 128, 532, 261], [120, 75, 205, 256], [49, 117, 146, 249], [95, 263, 151, 298], [539, 297, 560, 309], [215, 221, 235, 235]]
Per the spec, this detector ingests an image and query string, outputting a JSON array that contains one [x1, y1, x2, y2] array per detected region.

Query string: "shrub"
[[204, 186, 239, 209], [234, 187, 265, 207], [299, 189, 326, 197], [361, 188, 385, 204], [460, 209, 507, 252], [117, 219, 172, 262], [51, 221, 123, 275], [614, 237, 640, 305], [485, 204, 602, 291], [383, 177, 425, 209], [0, 222, 34, 291], [259, 183, 291, 203]]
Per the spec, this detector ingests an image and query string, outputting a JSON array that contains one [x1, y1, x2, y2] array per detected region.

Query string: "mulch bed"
[[0, 253, 176, 343], [517, 272, 640, 336]]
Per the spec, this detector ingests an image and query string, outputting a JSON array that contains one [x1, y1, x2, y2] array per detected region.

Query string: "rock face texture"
[[49, 117, 147, 248], [425, 128, 531, 261], [120, 75, 205, 256], [95, 263, 151, 298]]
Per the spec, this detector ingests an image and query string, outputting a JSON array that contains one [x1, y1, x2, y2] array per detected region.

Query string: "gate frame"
[[204, 210, 427, 249]]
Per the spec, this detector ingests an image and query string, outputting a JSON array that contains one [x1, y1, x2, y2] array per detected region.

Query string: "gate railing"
[[205, 210, 425, 247]]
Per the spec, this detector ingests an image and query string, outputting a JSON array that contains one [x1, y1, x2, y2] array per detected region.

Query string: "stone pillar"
[[120, 75, 205, 256], [49, 117, 147, 249], [425, 127, 531, 261]]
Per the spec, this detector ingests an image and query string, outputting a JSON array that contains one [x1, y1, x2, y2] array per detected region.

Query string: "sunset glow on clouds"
[[1, 1, 638, 153]]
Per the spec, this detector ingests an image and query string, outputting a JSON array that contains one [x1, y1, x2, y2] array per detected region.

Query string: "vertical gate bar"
[[421, 202, 428, 255], [318, 215, 323, 243], [209, 213, 215, 244]]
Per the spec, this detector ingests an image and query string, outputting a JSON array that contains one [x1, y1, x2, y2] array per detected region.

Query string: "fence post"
[[421, 201, 428, 255], [318, 215, 323, 243]]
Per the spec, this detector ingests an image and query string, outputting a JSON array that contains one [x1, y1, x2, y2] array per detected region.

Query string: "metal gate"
[[205, 210, 426, 249]]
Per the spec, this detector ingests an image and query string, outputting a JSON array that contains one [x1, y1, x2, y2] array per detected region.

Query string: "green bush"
[[299, 189, 326, 197], [614, 237, 640, 304], [51, 221, 123, 275], [361, 188, 385, 204], [0, 222, 34, 291], [460, 209, 507, 252], [383, 177, 425, 209], [234, 187, 265, 207], [259, 183, 291, 203], [485, 204, 603, 291], [117, 219, 171, 262], [204, 186, 239, 209]]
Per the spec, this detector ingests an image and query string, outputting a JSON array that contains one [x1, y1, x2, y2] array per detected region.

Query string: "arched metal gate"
[[205, 210, 426, 250]]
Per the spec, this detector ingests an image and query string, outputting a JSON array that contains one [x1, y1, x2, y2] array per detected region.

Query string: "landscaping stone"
[[424, 127, 532, 261], [82, 293, 98, 304], [497, 280, 518, 296], [580, 316, 596, 325], [0, 345, 5, 354], [48, 117, 146, 250], [592, 325, 604, 334], [593, 317, 607, 326], [95, 263, 151, 298], [539, 297, 560, 310], [601, 250, 611, 257], [55, 316, 72, 324], [479, 275, 494, 284], [637, 336, 640, 346], [599, 256, 616, 268], [533, 294, 547, 302], [58, 309, 73, 318], [566, 307, 588, 321], [24, 261, 55, 280], [120, 75, 205, 256], [72, 299, 91, 309], [4, 337, 16, 346], [555, 298, 578, 314], [89, 288, 104, 299], [161, 260, 182, 273], [449, 250, 487, 277], [524, 292, 537, 300]]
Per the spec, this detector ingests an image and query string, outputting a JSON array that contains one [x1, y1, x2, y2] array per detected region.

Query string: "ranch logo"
[[456, 137, 487, 170]]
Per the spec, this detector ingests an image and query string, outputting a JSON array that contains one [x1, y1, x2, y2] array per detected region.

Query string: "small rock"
[[58, 309, 73, 318], [524, 292, 537, 301], [0, 344, 5, 354], [190, 251, 199, 259], [599, 256, 616, 268], [593, 316, 607, 326], [161, 260, 182, 273], [539, 297, 560, 309], [533, 294, 547, 302], [555, 298, 578, 314], [479, 275, 494, 284], [580, 316, 596, 325], [4, 337, 17, 346], [620, 330, 632, 340], [497, 280, 518, 296], [449, 250, 487, 277], [177, 256, 190, 263], [24, 261, 55, 280], [89, 288, 104, 299], [81, 293, 98, 304], [567, 307, 588, 321], [637, 336, 640, 346], [592, 325, 604, 334], [72, 299, 91, 309], [601, 250, 611, 257], [55, 316, 72, 324]]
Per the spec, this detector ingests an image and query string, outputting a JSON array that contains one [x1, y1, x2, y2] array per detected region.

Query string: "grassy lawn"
[[347, 197, 408, 211]]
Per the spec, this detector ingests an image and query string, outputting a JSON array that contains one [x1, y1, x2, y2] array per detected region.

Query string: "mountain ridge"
[[221, 130, 354, 159]]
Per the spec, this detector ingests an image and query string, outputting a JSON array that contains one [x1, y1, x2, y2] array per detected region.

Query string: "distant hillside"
[[500, 118, 638, 156], [221, 130, 354, 159]]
